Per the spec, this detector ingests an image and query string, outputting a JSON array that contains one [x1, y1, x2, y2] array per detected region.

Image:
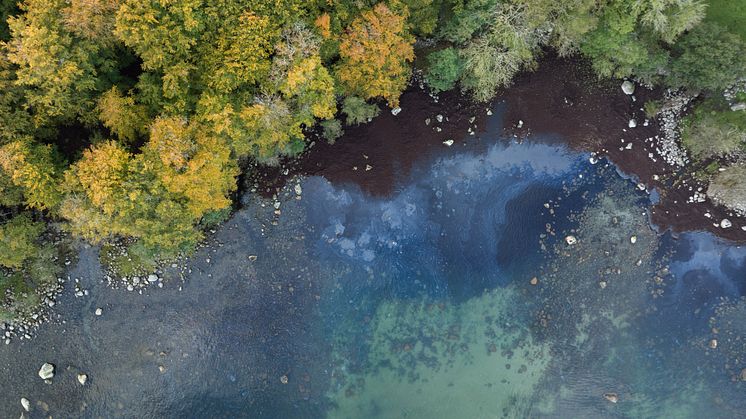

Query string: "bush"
[[425, 48, 463, 93], [708, 165, 746, 214], [321, 119, 343, 144], [667, 23, 746, 91], [681, 99, 746, 159], [342, 96, 380, 126]]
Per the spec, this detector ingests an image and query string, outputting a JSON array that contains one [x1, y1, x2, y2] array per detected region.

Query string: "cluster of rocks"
[[2, 275, 64, 345], [723, 78, 746, 111], [652, 89, 693, 167]]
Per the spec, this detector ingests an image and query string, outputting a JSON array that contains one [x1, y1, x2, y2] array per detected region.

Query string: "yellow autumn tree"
[[98, 86, 149, 143], [336, 3, 415, 107], [0, 138, 62, 211]]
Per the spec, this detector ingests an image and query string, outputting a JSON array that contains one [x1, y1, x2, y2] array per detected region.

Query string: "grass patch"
[[681, 96, 746, 160]]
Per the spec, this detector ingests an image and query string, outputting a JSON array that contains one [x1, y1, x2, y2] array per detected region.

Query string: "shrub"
[[321, 119, 343, 144], [681, 99, 746, 159], [342, 96, 380, 126], [425, 48, 463, 93]]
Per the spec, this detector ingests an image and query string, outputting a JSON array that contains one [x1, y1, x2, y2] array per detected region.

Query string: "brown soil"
[[251, 53, 746, 242]]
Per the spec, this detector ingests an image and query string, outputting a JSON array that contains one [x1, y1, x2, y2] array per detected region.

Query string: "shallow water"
[[3, 117, 746, 418]]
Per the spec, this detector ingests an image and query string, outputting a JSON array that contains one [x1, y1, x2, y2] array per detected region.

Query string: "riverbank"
[[252, 53, 746, 242]]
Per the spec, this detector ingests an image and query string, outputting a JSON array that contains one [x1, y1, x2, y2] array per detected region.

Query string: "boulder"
[[721, 219, 732, 228], [621, 81, 635, 95], [731, 103, 746, 112], [38, 362, 54, 380]]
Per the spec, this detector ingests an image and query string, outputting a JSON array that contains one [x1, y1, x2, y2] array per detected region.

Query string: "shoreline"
[[256, 53, 746, 243]]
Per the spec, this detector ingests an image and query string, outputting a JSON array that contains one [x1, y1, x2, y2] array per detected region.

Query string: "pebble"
[[565, 235, 577, 245], [280, 375, 289, 384], [147, 274, 159, 283], [95, 308, 102, 316], [443, 139, 454, 147], [630, 235, 637, 244], [78, 373, 88, 385], [38, 362, 54, 380], [529, 277, 538, 286], [21, 397, 30, 412], [709, 339, 718, 349], [721, 219, 732, 228]]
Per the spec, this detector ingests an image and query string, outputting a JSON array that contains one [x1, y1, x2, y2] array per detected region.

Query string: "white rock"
[[38, 363, 54, 380], [294, 184, 302, 195], [95, 308, 102, 316], [391, 107, 402, 116], [630, 235, 637, 244], [565, 235, 578, 245], [443, 139, 454, 147], [436, 114, 443, 123], [628, 119, 637, 128], [21, 398, 30, 412], [147, 274, 158, 283], [721, 219, 732, 228], [486, 109, 493, 116], [77, 373, 87, 386], [517, 120, 524, 128], [731, 103, 746, 112], [621, 80, 635, 95]]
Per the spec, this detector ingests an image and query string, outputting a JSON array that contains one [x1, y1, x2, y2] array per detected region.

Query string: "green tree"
[[0, 138, 63, 211], [667, 23, 746, 91], [425, 47, 463, 92]]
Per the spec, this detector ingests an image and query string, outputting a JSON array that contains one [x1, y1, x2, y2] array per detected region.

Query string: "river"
[[2, 100, 746, 418]]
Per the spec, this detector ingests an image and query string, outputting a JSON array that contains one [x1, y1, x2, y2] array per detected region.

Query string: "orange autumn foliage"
[[336, 3, 415, 108]]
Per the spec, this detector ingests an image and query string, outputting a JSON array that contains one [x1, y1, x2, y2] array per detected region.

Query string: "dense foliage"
[[0, 0, 743, 318]]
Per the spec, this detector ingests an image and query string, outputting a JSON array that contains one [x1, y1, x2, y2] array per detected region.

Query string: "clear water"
[[2, 123, 746, 418]]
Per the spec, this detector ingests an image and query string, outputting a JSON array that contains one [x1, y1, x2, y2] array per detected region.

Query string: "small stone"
[[436, 114, 443, 123], [147, 274, 158, 283], [709, 339, 718, 349], [248, 255, 258, 261], [38, 363, 54, 380], [630, 235, 637, 244], [628, 119, 637, 128], [365, 164, 372, 171], [21, 398, 30, 412], [486, 109, 493, 116], [565, 235, 577, 245], [294, 184, 302, 195], [517, 120, 523, 128], [529, 277, 538, 286], [95, 308, 102, 316], [159, 365, 166, 373], [77, 373, 88, 385], [280, 375, 289, 384], [604, 392, 619, 403], [443, 139, 454, 147], [391, 106, 402, 116], [720, 219, 732, 228], [621, 80, 635, 95], [599, 281, 607, 289]]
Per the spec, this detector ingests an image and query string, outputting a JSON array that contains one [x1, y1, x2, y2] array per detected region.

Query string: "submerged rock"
[[38, 363, 54, 380], [21, 398, 30, 412], [604, 392, 619, 403], [443, 139, 454, 147], [565, 235, 577, 245], [94, 308, 102, 316], [77, 373, 88, 386]]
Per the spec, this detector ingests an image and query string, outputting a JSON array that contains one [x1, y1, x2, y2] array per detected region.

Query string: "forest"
[[0, 0, 745, 319]]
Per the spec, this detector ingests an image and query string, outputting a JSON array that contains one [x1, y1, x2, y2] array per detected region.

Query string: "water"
[[2, 121, 746, 418]]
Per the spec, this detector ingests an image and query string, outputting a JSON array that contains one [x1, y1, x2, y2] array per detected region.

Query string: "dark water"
[[3, 117, 746, 418]]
